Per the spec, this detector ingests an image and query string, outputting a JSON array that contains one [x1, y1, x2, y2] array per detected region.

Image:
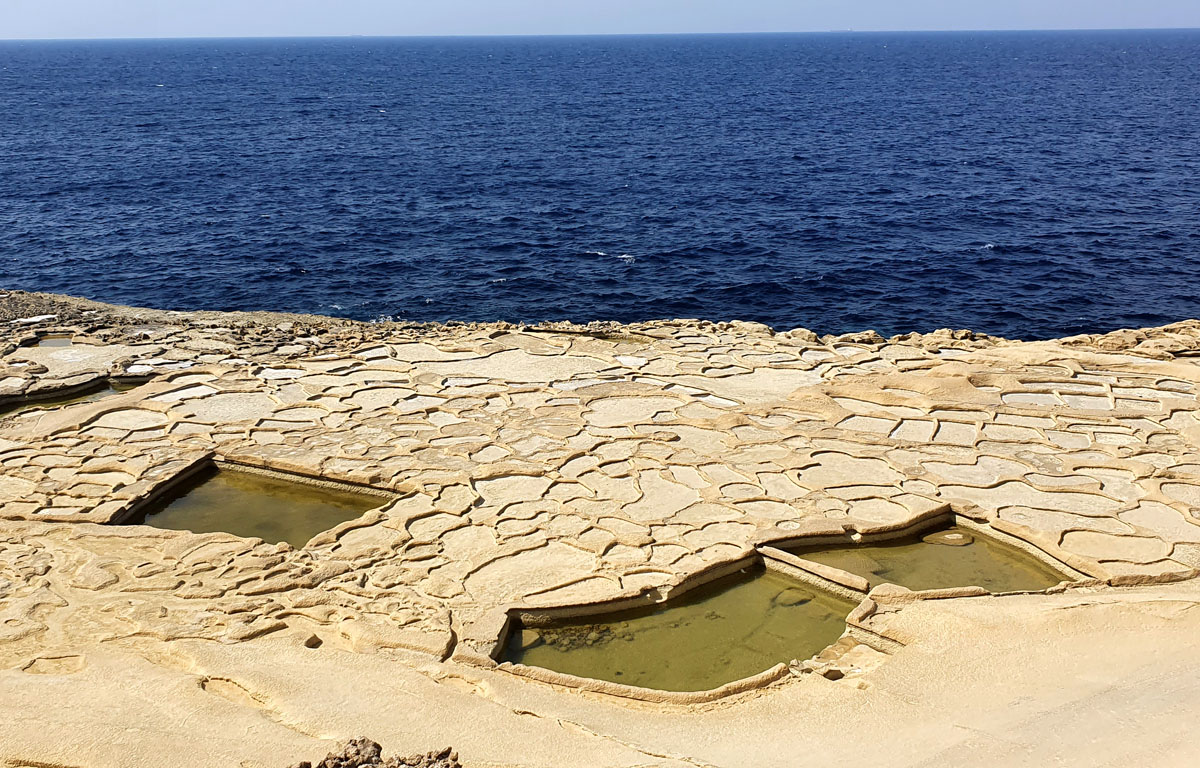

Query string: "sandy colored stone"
[[3, 292, 1200, 765]]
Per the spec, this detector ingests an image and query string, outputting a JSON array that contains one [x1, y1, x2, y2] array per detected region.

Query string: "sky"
[[2, 0, 1199, 40]]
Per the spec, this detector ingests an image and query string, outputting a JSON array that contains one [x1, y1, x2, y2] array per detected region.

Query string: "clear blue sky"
[[2, 0, 1199, 40]]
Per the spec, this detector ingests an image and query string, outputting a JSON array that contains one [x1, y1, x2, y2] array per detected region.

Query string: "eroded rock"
[[290, 739, 459, 768]]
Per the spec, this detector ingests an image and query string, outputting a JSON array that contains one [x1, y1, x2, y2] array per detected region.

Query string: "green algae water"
[[792, 526, 1067, 593], [128, 467, 384, 548], [504, 568, 856, 692]]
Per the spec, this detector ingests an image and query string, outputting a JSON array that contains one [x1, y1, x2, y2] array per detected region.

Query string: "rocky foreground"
[[290, 739, 459, 768], [3, 291, 1200, 767]]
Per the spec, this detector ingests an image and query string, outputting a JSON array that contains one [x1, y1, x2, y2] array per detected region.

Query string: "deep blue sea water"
[[2, 31, 1199, 338]]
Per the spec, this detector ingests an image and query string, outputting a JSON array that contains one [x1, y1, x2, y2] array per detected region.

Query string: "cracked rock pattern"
[[4, 291, 1200, 671]]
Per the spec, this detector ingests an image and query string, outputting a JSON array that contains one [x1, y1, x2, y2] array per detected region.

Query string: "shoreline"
[[11, 286, 1200, 344], [3, 290, 1200, 766]]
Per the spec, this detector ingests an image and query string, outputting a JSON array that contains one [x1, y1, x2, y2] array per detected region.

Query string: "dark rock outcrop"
[[291, 738, 460, 768]]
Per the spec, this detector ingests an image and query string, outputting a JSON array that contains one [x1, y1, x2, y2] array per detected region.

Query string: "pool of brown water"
[[504, 567, 856, 692], [125, 466, 385, 548], [790, 526, 1067, 593]]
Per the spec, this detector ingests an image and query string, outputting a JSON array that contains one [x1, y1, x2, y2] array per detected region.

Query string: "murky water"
[[127, 466, 384, 548], [0, 380, 140, 418], [791, 526, 1067, 593], [504, 568, 855, 692]]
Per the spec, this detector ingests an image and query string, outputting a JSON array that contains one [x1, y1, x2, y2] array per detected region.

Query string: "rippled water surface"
[[2, 31, 1199, 337]]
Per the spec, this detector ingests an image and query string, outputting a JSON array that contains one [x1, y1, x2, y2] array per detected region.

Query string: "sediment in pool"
[[789, 525, 1068, 593], [123, 465, 386, 548], [503, 567, 856, 693]]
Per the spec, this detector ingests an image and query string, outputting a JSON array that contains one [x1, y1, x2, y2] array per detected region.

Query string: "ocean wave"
[[1, 33, 1198, 339]]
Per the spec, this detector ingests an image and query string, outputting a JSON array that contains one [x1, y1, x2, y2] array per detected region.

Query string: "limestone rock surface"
[[3, 291, 1200, 767]]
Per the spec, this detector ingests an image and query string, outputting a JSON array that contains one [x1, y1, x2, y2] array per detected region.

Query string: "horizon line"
[[3, 26, 1200, 43]]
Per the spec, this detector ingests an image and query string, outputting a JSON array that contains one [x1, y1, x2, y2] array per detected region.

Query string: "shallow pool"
[[126, 466, 385, 548], [0, 380, 140, 418], [790, 526, 1066, 593], [504, 567, 855, 692], [35, 335, 74, 347]]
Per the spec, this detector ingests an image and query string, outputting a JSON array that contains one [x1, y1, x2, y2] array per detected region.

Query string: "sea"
[[2, 31, 1199, 338]]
